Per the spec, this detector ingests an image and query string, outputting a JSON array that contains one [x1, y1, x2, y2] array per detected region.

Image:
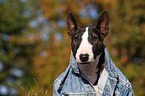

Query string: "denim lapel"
[[97, 68, 109, 95], [102, 75, 118, 96], [69, 51, 80, 74], [103, 45, 118, 78], [101, 45, 118, 96]]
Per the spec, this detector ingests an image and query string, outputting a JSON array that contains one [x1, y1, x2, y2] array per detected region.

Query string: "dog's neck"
[[78, 52, 104, 85]]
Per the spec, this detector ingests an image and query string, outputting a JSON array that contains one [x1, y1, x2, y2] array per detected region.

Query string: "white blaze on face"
[[76, 27, 94, 63]]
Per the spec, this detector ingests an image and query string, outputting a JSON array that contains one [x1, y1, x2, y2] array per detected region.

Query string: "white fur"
[[76, 27, 94, 63]]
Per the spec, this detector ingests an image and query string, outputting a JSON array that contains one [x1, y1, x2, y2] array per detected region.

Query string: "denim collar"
[[69, 45, 118, 78]]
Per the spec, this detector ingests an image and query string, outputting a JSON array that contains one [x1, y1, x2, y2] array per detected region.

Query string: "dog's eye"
[[92, 36, 98, 40], [90, 34, 98, 40], [74, 36, 79, 42], [74, 36, 78, 40]]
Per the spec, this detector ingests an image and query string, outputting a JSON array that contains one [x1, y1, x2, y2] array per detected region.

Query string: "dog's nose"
[[80, 54, 89, 62]]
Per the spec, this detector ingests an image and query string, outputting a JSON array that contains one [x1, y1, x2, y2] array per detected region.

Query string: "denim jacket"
[[53, 45, 134, 96]]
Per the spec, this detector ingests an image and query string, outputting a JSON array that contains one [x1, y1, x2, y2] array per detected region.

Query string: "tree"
[[0, 0, 39, 95]]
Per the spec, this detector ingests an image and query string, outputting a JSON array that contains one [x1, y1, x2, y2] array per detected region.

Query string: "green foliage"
[[8, 78, 48, 96], [0, 0, 39, 95]]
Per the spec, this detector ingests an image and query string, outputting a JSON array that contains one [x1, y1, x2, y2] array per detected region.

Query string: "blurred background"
[[0, 0, 145, 96]]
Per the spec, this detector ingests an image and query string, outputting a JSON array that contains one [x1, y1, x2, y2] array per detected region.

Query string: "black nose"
[[80, 54, 89, 62]]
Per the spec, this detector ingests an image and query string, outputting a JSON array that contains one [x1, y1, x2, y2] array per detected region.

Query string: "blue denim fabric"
[[53, 45, 134, 96]]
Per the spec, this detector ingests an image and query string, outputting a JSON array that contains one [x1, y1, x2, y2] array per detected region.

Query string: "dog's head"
[[67, 11, 109, 64]]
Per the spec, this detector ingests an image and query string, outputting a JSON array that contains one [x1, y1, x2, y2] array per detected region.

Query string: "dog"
[[53, 11, 134, 96]]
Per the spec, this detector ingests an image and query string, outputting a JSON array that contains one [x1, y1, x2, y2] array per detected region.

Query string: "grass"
[[8, 78, 48, 96]]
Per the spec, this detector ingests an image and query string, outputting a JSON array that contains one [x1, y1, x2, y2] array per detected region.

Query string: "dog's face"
[[67, 11, 109, 64]]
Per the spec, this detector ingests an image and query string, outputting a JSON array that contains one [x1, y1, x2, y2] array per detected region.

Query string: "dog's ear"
[[95, 11, 109, 40], [67, 11, 78, 38]]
